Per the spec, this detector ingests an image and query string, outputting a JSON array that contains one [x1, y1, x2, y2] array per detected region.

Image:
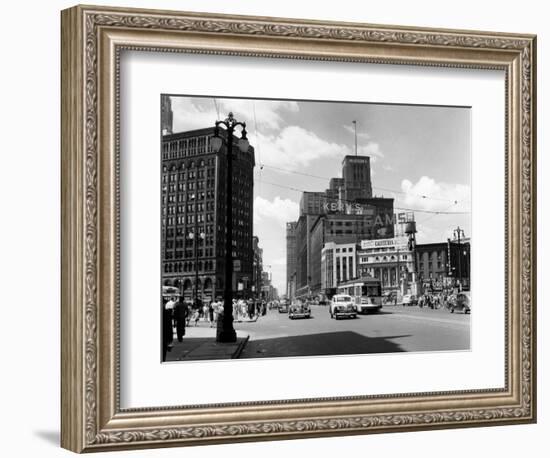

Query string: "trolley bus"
[[336, 276, 383, 313]]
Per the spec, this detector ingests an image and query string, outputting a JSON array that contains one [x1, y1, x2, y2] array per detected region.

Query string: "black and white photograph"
[[160, 95, 472, 362]]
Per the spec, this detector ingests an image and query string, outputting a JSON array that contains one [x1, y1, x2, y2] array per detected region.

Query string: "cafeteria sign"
[[361, 237, 409, 250]]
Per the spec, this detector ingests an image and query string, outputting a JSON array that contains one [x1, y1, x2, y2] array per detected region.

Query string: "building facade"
[[287, 154, 395, 300], [321, 242, 358, 293], [161, 95, 173, 136], [416, 239, 471, 292], [357, 236, 416, 295], [161, 126, 255, 302], [299, 191, 327, 216], [285, 221, 297, 298], [252, 236, 263, 300], [341, 155, 372, 201]]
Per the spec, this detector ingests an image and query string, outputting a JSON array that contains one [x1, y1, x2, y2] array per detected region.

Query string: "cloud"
[[358, 142, 384, 161], [257, 126, 350, 169], [399, 176, 471, 213], [218, 99, 299, 131], [343, 124, 371, 140], [254, 196, 299, 228], [171, 97, 299, 134]]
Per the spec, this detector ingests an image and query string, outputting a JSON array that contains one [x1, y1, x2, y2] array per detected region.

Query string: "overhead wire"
[[258, 179, 469, 215], [257, 163, 465, 205]]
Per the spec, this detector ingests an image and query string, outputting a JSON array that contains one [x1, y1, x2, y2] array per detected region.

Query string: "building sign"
[[361, 237, 409, 251], [320, 199, 414, 226]]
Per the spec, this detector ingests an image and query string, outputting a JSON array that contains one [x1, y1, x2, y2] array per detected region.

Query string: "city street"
[[237, 304, 470, 359]]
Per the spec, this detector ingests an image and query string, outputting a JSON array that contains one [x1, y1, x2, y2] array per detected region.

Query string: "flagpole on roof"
[[353, 120, 357, 156]]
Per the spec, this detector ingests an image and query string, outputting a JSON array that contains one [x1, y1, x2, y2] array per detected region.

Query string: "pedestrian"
[[185, 301, 192, 326], [192, 307, 201, 326], [202, 301, 209, 324], [173, 297, 189, 342], [162, 297, 175, 361], [212, 300, 220, 324], [208, 301, 214, 327]]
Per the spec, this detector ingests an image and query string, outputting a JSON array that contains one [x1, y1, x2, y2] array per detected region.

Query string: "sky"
[[168, 95, 471, 295]]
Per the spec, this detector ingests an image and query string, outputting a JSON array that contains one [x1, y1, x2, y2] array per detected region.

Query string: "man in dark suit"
[[173, 297, 189, 342]]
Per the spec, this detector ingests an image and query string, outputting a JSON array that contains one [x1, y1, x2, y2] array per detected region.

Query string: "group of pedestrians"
[[232, 298, 267, 321], [162, 295, 269, 361]]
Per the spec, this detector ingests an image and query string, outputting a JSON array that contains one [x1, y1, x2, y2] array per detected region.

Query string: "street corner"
[[165, 327, 250, 362]]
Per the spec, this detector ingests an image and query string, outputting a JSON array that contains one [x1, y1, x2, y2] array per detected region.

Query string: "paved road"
[[236, 304, 470, 359]]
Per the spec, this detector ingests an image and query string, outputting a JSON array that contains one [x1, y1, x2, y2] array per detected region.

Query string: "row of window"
[[162, 137, 213, 159], [164, 201, 216, 213], [163, 179, 216, 193], [165, 191, 216, 202], [359, 255, 410, 263], [164, 248, 215, 260], [163, 213, 216, 225], [162, 168, 216, 182], [165, 237, 215, 249], [164, 259, 215, 273]]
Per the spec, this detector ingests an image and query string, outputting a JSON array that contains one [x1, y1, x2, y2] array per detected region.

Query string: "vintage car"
[[329, 294, 357, 319], [450, 291, 471, 314], [278, 300, 290, 313], [288, 301, 311, 319]]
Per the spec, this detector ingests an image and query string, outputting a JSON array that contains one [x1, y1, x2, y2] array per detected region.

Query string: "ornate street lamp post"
[[453, 226, 465, 291], [211, 113, 249, 343]]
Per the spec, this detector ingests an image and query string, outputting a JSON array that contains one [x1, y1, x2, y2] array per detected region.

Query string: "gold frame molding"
[[61, 4, 537, 453]]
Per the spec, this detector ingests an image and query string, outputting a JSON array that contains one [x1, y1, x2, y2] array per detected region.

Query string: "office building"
[[161, 126, 255, 302]]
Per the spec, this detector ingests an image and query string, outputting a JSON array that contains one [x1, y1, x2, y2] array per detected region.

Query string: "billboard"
[[361, 236, 409, 251]]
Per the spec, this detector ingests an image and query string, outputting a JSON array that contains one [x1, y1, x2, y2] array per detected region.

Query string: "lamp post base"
[[217, 328, 237, 343]]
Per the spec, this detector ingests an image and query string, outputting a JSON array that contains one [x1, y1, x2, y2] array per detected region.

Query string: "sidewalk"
[[165, 325, 249, 362]]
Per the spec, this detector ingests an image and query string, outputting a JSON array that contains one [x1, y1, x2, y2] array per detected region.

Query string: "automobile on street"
[[450, 291, 471, 314], [288, 301, 311, 319], [329, 294, 357, 319]]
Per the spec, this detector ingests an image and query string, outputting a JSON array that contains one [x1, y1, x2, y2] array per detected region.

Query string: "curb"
[[232, 335, 250, 359]]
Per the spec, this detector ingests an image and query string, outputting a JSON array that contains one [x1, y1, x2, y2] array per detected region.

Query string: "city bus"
[[336, 277, 383, 314]]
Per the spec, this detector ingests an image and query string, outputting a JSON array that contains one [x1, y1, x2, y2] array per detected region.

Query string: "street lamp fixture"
[[211, 112, 249, 343]]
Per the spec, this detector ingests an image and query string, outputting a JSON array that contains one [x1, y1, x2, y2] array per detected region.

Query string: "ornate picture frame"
[[61, 4, 536, 453]]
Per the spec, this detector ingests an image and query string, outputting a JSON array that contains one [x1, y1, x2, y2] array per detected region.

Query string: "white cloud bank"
[[400, 176, 471, 213], [171, 97, 299, 133], [254, 196, 299, 228], [257, 126, 350, 168]]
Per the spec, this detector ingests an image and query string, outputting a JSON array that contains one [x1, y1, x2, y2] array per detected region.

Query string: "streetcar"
[[336, 276, 383, 314]]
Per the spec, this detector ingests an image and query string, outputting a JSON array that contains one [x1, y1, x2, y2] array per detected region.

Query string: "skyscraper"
[[161, 95, 173, 136], [161, 126, 255, 302], [286, 222, 297, 297], [341, 155, 372, 201]]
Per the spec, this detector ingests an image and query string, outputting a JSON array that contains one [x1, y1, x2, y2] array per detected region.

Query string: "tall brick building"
[[161, 126, 255, 302]]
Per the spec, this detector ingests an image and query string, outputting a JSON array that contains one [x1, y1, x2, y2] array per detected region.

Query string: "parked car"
[[450, 292, 471, 314], [329, 294, 357, 319], [289, 301, 311, 319], [278, 301, 290, 313], [402, 294, 418, 306]]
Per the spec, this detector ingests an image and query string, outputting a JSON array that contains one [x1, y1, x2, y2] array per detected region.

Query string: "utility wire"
[[259, 179, 469, 215], [212, 98, 220, 120], [252, 101, 262, 196], [258, 163, 463, 204]]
